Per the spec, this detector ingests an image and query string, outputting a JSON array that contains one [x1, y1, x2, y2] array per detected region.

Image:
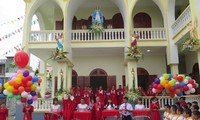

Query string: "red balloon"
[[14, 84, 20, 89], [14, 51, 29, 68], [177, 76, 183, 82], [153, 84, 157, 89], [26, 76, 32, 81], [183, 86, 189, 91], [157, 84, 163, 90], [169, 87, 175, 92], [13, 89, 19, 95], [177, 84, 181, 89], [193, 84, 196, 89], [21, 97, 27, 103], [188, 79, 194, 84], [22, 77, 27, 83], [25, 87, 31, 92]]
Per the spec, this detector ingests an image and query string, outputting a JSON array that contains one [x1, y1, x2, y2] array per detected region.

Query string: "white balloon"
[[27, 94, 32, 100], [17, 100, 22, 105], [190, 88, 195, 93], [3, 90, 8, 95], [183, 79, 188, 84], [184, 90, 190, 95], [159, 77, 164, 80], [152, 88, 156, 93], [21, 91, 28, 98], [0, 83, 2, 87], [187, 84, 193, 89], [176, 82, 179, 84]]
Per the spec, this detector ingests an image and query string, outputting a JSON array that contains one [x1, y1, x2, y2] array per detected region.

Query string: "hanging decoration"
[[0, 15, 24, 27], [0, 44, 22, 58], [182, 17, 199, 51], [151, 74, 199, 98], [89, 6, 104, 34], [126, 34, 143, 62]]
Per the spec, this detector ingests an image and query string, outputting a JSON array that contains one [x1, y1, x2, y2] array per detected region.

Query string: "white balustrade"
[[29, 30, 63, 42], [132, 28, 166, 40], [71, 29, 125, 41], [33, 98, 53, 112], [172, 5, 191, 36]]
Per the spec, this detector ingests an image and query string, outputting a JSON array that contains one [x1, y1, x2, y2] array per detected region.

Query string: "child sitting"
[[163, 104, 171, 120], [191, 111, 200, 120], [175, 107, 184, 120], [183, 109, 192, 120], [168, 105, 177, 120]]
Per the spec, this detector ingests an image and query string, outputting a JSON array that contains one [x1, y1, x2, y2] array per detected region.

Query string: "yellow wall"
[[138, 54, 167, 76], [72, 55, 125, 86], [185, 52, 198, 73], [75, 7, 120, 20]]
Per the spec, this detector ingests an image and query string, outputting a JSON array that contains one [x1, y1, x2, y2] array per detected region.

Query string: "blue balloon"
[[0, 78, 2, 83], [27, 99, 33, 104], [32, 76, 38, 83], [0, 94, 6, 98], [154, 78, 160, 84], [168, 74, 173, 79], [180, 82, 185, 87], [174, 84, 178, 89], [177, 92, 183, 96]]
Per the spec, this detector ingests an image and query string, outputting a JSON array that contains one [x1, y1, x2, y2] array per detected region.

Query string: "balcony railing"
[[71, 29, 125, 41], [172, 5, 191, 36], [33, 98, 53, 112], [132, 28, 166, 40], [33, 95, 200, 112], [29, 30, 63, 42]]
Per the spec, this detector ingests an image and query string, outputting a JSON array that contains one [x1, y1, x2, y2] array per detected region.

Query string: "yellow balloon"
[[4, 82, 9, 88], [163, 74, 169, 79], [31, 84, 37, 91], [17, 74, 24, 79], [15, 78, 22, 84], [169, 81, 175, 87], [160, 79, 166, 86], [6, 86, 14, 93]]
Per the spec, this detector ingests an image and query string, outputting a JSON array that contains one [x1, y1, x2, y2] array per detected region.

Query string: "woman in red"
[[93, 96, 104, 120], [83, 87, 90, 105], [0, 104, 8, 120], [97, 86, 104, 103], [150, 97, 160, 120], [105, 88, 110, 105], [62, 93, 76, 120], [110, 86, 117, 105], [23, 103, 34, 120], [117, 85, 124, 106]]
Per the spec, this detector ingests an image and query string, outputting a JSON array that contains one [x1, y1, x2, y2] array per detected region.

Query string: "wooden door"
[[84, 76, 90, 87], [148, 75, 157, 86], [77, 76, 84, 89], [122, 75, 126, 87], [112, 13, 124, 28], [133, 12, 151, 28], [107, 76, 116, 89], [56, 21, 63, 30], [54, 76, 58, 93]]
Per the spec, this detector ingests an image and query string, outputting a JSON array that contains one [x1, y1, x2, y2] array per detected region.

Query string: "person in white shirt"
[[77, 98, 89, 112], [134, 98, 145, 120], [163, 104, 171, 120], [119, 97, 133, 120], [51, 98, 61, 112], [175, 107, 184, 120], [105, 98, 117, 120]]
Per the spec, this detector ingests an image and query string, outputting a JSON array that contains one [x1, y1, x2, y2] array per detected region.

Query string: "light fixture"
[[60, 69, 63, 76], [147, 49, 151, 52], [131, 68, 135, 75]]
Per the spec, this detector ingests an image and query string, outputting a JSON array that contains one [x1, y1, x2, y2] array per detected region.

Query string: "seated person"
[[192, 105, 199, 112], [192, 111, 200, 120], [51, 98, 61, 112], [174, 107, 184, 120], [135, 98, 145, 120], [104, 98, 117, 120], [183, 109, 192, 120], [77, 98, 89, 112], [192, 101, 198, 107], [105, 98, 116, 110], [169, 105, 177, 120], [163, 104, 171, 120]]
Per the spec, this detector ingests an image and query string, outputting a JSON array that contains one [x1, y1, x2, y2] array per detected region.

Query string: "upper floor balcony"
[[172, 5, 191, 43]]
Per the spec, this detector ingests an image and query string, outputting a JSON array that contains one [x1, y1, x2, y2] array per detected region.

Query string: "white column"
[[127, 60, 138, 90], [170, 64, 179, 74], [51, 62, 58, 98], [39, 60, 47, 98], [66, 66, 73, 90]]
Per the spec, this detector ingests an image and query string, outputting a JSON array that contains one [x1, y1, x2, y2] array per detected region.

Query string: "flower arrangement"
[[182, 17, 199, 51], [126, 34, 143, 62], [89, 22, 104, 34], [182, 39, 199, 51], [49, 48, 68, 61]]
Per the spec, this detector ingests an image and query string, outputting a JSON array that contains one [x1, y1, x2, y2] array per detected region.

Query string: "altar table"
[[102, 110, 120, 119], [132, 110, 151, 119], [73, 111, 92, 120]]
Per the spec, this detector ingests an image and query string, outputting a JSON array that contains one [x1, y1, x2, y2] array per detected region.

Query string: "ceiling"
[[80, 0, 117, 8]]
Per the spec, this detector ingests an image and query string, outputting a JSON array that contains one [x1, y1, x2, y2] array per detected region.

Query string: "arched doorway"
[[72, 69, 78, 87], [90, 68, 107, 90], [133, 12, 152, 28], [137, 67, 149, 91], [112, 13, 124, 28], [192, 63, 200, 93]]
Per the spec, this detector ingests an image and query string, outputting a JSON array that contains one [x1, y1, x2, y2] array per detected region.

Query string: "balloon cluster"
[[152, 74, 199, 97], [3, 50, 42, 105], [0, 79, 3, 92], [3, 70, 42, 105]]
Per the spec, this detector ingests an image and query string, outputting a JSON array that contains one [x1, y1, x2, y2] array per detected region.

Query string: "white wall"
[[185, 52, 198, 73], [72, 55, 124, 86], [137, 54, 167, 77]]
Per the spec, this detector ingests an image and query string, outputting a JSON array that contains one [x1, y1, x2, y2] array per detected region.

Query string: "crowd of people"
[[163, 97, 200, 120]]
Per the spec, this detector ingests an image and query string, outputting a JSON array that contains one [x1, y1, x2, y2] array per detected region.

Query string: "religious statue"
[[131, 34, 139, 47], [92, 6, 104, 24], [56, 34, 63, 50]]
